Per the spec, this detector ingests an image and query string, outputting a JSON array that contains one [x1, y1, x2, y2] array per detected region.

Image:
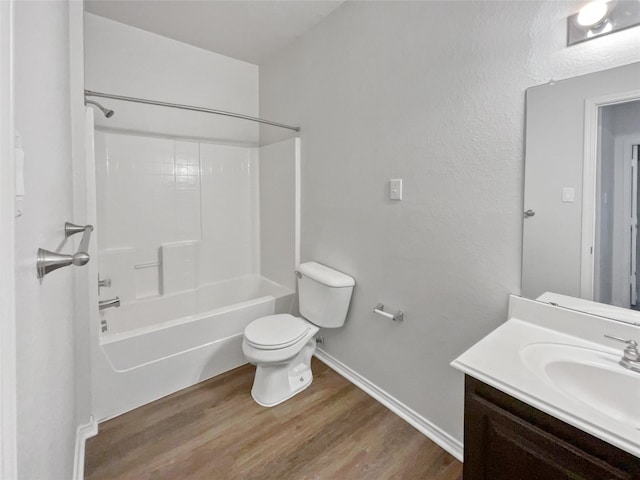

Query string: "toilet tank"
[[297, 262, 355, 328]]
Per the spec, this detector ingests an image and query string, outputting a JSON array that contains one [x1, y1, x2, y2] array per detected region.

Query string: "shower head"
[[85, 99, 114, 118]]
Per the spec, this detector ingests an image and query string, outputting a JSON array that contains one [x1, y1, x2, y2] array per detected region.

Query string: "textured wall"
[[259, 1, 640, 445]]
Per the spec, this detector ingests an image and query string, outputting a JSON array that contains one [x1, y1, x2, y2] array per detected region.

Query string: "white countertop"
[[451, 295, 640, 457]]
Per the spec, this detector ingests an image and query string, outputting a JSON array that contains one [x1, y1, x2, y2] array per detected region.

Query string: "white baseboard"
[[72, 416, 99, 480], [314, 349, 464, 462]]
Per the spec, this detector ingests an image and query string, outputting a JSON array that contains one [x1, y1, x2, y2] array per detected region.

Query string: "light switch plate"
[[562, 187, 575, 203], [390, 179, 402, 200]]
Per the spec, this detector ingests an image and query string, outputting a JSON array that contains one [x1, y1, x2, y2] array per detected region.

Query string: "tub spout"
[[99, 297, 120, 311]]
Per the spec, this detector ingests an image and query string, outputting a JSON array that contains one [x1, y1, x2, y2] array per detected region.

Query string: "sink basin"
[[520, 343, 640, 427]]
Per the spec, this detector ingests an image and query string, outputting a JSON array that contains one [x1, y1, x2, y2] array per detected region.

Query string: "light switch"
[[390, 179, 402, 200], [562, 187, 575, 203]]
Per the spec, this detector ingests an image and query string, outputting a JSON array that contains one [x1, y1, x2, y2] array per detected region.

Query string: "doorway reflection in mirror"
[[595, 100, 640, 309]]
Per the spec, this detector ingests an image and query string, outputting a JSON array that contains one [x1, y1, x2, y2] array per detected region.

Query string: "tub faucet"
[[99, 297, 120, 311]]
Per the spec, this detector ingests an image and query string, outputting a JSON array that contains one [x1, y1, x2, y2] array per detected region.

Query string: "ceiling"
[[84, 0, 346, 65]]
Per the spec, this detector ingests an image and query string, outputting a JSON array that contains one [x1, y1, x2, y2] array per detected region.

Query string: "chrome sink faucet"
[[604, 335, 640, 373]]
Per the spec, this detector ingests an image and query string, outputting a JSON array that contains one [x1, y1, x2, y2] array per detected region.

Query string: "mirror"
[[522, 61, 640, 312]]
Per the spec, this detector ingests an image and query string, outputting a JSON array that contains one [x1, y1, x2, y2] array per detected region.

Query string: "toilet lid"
[[244, 314, 312, 350]]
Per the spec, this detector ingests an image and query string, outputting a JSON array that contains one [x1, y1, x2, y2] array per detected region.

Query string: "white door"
[[9, 2, 91, 478], [0, 1, 17, 477]]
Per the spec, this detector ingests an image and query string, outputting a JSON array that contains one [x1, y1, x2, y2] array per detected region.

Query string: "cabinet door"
[[464, 377, 638, 480]]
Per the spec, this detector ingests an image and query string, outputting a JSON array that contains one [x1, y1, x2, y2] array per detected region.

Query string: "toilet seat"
[[244, 314, 314, 350]]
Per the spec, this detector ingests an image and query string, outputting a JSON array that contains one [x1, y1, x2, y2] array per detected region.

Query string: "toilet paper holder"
[[373, 303, 404, 322]]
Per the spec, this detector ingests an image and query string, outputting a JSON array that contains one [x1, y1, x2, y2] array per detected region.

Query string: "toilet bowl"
[[242, 314, 319, 407], [242, 262, 355, 407]]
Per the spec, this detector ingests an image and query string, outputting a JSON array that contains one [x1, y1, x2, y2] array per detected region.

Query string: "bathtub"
[[92, 275, 295, 421]]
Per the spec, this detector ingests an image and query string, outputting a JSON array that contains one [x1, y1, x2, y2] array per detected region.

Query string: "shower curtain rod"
[[84, 89, 301, 132]]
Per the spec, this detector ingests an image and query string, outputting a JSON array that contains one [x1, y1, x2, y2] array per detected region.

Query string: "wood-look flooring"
[[85, 358, 463, 480]]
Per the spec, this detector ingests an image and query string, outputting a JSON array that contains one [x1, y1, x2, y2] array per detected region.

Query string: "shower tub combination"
[[88, 97, 300, 421], [94, 275, 294, 421]]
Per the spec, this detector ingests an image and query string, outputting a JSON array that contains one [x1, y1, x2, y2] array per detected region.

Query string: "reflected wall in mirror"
[[522, 62, 640, 310]]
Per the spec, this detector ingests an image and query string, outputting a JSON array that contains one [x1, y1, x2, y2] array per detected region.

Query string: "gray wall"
[[259, 1, 640, 444], [260, 139, 298, 291]]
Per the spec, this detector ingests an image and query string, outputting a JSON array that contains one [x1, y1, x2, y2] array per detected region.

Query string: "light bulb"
[[577, 1, 609, 27]]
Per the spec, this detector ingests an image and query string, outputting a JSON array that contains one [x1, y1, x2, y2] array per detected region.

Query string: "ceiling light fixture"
[[567, 0, 640, 46], [576, 1, 608, 27]]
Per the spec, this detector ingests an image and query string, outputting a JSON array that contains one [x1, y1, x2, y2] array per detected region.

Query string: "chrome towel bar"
[[373, 303, 404, 322], [37, 222, 94, 278]]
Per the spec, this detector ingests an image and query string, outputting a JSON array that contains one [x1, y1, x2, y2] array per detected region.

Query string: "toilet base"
[[250, 338, 317, 407]]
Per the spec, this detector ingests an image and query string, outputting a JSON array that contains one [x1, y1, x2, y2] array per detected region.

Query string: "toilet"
[[242, 261, 355, 407]]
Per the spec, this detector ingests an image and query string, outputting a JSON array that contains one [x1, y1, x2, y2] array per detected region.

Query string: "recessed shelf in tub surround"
[[451, 295, 640, 457], [132, 240, 201, 300], [160, 241, 198, 295]]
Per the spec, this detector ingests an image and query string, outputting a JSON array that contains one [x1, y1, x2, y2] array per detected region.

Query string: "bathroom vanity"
[[464, 376, 638, 479], [452, 295, 640, 479]]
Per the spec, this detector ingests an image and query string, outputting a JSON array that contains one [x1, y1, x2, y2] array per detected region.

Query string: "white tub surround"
[[91, 128, 300, 422], [95, 132, 261, 314], [452, 295, 640, 457]]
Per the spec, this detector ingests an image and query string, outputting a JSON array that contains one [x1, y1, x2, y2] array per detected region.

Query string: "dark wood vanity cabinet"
[[463, 376, 640, 480]]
